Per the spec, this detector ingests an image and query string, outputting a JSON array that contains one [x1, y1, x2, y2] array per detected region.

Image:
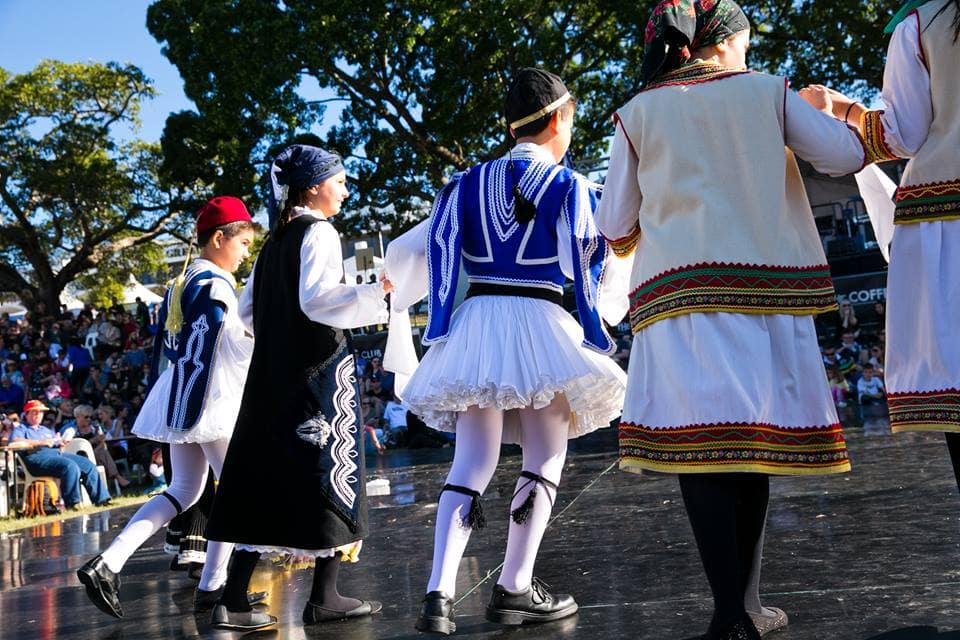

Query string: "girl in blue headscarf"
[[205, 145, 391, 631]]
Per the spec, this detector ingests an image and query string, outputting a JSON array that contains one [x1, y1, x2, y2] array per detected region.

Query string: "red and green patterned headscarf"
[[640, 0, 750, 84]]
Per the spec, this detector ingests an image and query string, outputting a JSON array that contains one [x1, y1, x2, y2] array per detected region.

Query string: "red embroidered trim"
[[628, 262, 836, 332], [613, 112, 638, 158], [860, 110, 900, 164], [913, 10, 928, 71], [633, 261, 832, 292], [619, 421, 850, 471], [642, 62, 751, 92], [888, 388, 960, 430], [603, 224, 640, 257], [895, 179, 960, 201]]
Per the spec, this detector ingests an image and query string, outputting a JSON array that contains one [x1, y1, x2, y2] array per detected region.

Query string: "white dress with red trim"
[[858, 4, 960, 433], [596, 62, 865, 475]]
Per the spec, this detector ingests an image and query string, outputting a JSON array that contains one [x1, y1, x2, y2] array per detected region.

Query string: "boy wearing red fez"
[[78, 197, 266, 620]]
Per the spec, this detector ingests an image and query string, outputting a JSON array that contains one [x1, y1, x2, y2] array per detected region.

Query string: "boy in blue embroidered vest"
[[402, 68, 627, 634], [77, 196, 262, 619]]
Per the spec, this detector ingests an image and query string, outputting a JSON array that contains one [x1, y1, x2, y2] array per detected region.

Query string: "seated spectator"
[[145, 447, 166, 494], [367, 377, 391, 403], [382, 393, 409, 446], [70, 404, 131, 489], [80, 365, 107, 404], [0, 412, 18, 442], [94, 313, 122, 359], [8, 400, 111, 509], [361, 393, 385, 426], [857, 364, 886, 406], [55, 398, 76, 433], [867, 345, 885, 377], [837, 301, 860, 337], [98, 404, 129, 461], [4, 360, 24, 388], [0, 375, 25, 413], [837, 331, 862, 362], [43, 371, 71, 405], [821, 344, 838, 369], [827, 368, 851, 408]]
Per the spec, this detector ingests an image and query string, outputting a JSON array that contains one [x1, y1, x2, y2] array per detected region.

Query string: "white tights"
[[100, 439, 233, 591], [426, 395, 570, 597]]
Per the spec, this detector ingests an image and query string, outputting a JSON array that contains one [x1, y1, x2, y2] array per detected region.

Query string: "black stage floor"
[[2, 410, 960, 640]]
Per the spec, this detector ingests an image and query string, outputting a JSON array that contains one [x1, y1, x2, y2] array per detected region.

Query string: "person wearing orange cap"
[[8, 399, 111, 509], [77, 196, 263, 621]]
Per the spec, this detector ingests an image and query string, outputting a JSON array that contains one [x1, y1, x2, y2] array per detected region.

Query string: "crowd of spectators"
[[354, 353, 453, 453], [0, 298, 161, 498], [818, 300, 888, 412]]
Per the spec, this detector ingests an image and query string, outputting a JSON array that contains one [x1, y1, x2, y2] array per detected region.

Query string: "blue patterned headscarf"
[[268, 144, 344, 229]]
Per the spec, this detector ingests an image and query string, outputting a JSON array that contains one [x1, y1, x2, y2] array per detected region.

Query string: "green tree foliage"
[[147, 0, 901, 233], [0, 61, 190, 315]]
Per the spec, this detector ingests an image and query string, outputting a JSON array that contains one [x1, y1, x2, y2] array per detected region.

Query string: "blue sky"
[[0, 0, 194, 142]]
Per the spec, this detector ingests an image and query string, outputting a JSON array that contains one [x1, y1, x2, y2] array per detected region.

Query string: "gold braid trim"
[[860, 110, 900, 164], [604, 224, 640, 257]]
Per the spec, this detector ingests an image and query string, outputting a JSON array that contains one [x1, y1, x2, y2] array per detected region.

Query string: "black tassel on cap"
[[508, 150, 537, 224], [510, 471, 559, 525], [440, 484, 487, 530]]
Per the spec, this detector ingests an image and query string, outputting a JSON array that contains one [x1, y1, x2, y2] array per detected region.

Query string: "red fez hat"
[[195, 196, 253, 235]]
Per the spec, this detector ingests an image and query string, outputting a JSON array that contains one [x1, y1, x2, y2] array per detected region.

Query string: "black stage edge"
[[2, 409, 959, 639]]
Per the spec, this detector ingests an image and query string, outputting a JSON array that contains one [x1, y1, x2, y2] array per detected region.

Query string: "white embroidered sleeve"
[[238, 263, 256, 335], [299, 221, 388, 329], [785, 90, 865, 176], [594, 120, 641, 256], [878, 13, 932, 157]]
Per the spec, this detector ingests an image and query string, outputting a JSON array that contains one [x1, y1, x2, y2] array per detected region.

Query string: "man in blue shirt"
[[9, 400, 110, 509]]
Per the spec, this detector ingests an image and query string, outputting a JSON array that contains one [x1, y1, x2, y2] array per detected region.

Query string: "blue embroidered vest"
[[148, 263, 231, 432], [425, 148, 614, 354]]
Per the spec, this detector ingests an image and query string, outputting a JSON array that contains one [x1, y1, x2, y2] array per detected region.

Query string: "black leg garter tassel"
[[510, 471, 559, 525], [440, 484, 487, 530]]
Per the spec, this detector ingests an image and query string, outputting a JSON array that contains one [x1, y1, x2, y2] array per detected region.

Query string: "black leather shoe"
[[210, 604, 277, 631], [485, 578, 578, 625], [303, 599, 382, 624], [193, 586, 268, 612], [414, 591, 456, 635], [77, 555, 123, 618]]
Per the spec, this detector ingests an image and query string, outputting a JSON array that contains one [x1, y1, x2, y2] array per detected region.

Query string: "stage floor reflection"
[[2, 409, 959, 640]]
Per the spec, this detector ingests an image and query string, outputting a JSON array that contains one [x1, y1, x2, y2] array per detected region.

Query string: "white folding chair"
[[63, 438, 109, 501]]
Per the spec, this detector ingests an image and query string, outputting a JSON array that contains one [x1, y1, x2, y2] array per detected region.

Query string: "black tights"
[[220, 550, 261, 612], [310, 553, 361, 611], [946, 433, 960, 493], [679, 473, 769, 636]]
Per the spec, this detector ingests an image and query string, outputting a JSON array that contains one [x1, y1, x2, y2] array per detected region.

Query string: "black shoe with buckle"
[[485, 577, 578, 626], [77, 555, 123, 618], [193, 586, 268, 612], [415, 591, 456, 635], [210, 604, 277, 631]]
